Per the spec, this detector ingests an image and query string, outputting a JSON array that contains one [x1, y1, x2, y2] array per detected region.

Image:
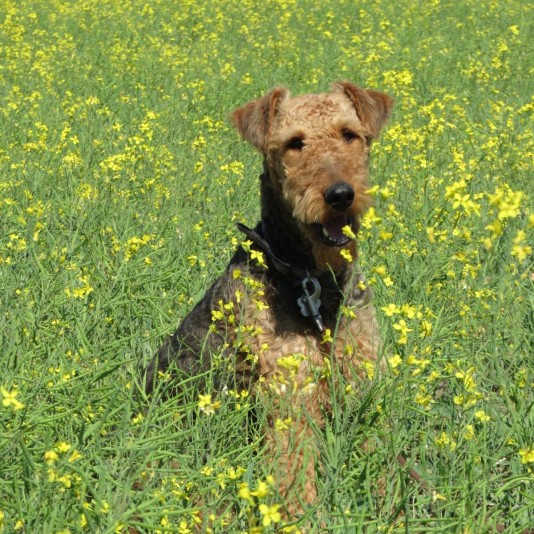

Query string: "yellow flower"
[[198, 393, 211, 408], [401, 304, 420, 319], [178, 520, 191, 534], [68, 450, 82, 463], [259, 504, 281, 527], [254, 299, 269, 310], [362, 361, 374, 379], [98, 501, 110, 514], [381, 303, 400, 316], [56, 442, 71, 453], [379, 187, 394, 199], [445, 178, 467, 199], [414, 385, 433, 409], [1, 387, 24, 411], [211, 308, 224, 322], [362, 207, 382, 228], [382, 276, 394, 287], [65, 274, 94, 299], [435, 431, 457, 451], [373, 265, 387, 276], [321, 328, 333, 344], [238, 483, 254, 505], [44, 451, 59, 465], [200, 465, 213, 477], [251, 480, 270, 499], [388, 354, 402, 369], [378, 230, 393, 240], [511, 242, 532, 262], [277, 354, 305, 373], [485, 218, 502, 238], [198, 393, 221, 415], [455, 367, 477, 391], [420, 320, 433, 338], [393, 319, 413, 344], [474, 409, 490, 422], [249, 249, 266, 267], [240, 239, 253, 252], [489, 187, 524, 219], [342, 225, 356, 240], [340, 248, 353, 262], [463, 424, 475, 440], [451, 193, 480, 215], [518, 446, 534, 464], [511, 231, 532, 262]]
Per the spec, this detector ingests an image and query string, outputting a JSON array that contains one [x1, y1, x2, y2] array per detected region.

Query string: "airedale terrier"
[[145, 81, 393, 515]]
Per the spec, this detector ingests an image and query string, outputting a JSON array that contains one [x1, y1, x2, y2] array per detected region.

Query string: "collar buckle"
[[297, 273, 325, 333]]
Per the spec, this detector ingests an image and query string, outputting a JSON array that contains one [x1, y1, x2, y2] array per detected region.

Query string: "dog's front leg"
[[259, 381, 327, 518]]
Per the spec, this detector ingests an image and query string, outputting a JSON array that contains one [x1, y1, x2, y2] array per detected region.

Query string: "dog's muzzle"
[[324, 182, 355, 211], [310, 182, 356, 247], [311, 216, 354, 247]]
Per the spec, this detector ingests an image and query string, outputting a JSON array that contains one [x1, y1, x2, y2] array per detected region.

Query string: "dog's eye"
[[342, 129, 359, 143], [286, 137, 304, 151]]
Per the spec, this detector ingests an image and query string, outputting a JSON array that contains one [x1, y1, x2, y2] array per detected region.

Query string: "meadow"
[[0, 0, 532, 532]]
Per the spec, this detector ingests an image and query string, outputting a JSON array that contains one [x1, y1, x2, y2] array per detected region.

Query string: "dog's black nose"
[[324, 182, 355, 210]]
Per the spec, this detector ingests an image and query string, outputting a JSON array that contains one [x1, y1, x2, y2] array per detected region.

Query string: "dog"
[[145, 81, 393, 516]]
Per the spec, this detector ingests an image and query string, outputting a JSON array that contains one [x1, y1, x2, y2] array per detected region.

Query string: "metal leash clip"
[[297, 273, 325, 333]]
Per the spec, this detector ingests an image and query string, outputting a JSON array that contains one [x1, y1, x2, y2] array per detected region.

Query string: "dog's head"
[[231, 81, 393, 269]]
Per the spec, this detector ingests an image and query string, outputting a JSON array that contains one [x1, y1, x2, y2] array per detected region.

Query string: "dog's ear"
[[333, 81, 393, 139], [231, 87, 289, 153]]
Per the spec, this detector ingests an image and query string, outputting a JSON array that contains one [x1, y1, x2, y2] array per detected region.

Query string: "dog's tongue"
[[323, 216, 347, 239]]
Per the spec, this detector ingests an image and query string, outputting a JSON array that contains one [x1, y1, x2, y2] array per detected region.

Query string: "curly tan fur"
[[145, 81, 393, 518]]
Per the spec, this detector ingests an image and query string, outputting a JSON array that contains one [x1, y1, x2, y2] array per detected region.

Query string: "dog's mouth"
[[311, 215, 355, 247]]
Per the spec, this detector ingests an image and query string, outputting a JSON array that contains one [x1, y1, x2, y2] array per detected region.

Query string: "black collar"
[[236, 222, 326, 333], [236, 222, 324, 280]]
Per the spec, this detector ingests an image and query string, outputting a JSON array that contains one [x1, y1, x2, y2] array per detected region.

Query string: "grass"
[[0, 0, 532, 532]]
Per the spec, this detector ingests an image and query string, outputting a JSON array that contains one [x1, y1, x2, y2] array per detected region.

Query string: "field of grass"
[[0, 0, 532, 532]]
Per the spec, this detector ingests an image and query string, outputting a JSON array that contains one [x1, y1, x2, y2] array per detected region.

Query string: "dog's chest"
[[229, 270, 347, 378], [217, 264, 378, 385]]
